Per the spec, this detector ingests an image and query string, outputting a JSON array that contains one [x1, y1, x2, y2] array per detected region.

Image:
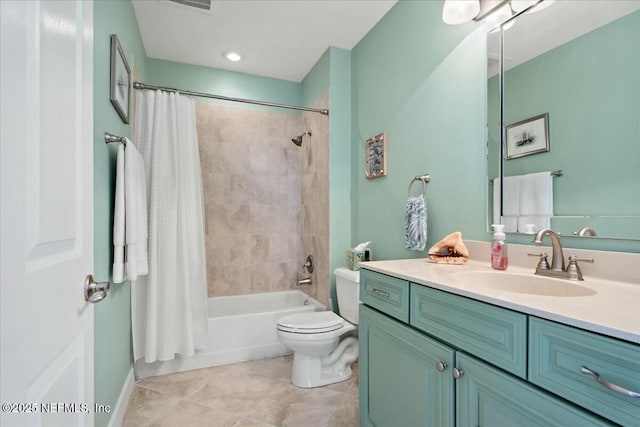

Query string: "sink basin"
[[453, 271, 596, 297]]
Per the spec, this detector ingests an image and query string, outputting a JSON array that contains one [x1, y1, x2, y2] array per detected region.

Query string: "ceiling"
[[132, 0, 397, 83]]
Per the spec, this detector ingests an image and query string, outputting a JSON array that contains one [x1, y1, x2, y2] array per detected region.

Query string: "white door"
[[1, 1, 95, 427]]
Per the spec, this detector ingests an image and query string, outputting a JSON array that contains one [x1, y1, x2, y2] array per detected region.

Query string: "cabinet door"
[[359, 305, 454, 427], [456, 353, 613, 427]]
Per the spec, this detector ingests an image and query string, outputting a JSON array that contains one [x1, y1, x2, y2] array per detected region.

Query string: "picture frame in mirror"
[[505, 113, 549, 159]]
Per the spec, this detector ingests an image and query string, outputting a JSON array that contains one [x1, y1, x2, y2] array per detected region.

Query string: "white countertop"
[[359, 258, 640, 344]]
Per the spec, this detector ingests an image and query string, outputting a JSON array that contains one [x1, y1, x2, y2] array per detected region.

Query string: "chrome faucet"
[[296, 277, 312, 286], [573, 226, 598, 237], [533, 228, 565, 271], [531, 228, 593, 280]]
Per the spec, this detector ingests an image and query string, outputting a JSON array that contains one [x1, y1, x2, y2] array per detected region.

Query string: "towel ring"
[[408, 174, 430, 197]]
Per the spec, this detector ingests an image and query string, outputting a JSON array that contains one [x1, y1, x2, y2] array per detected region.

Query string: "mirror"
[[487, 1, 640, 240]]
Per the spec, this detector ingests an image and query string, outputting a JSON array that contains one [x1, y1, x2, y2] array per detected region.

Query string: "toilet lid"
[[277, 311, 344, 333]]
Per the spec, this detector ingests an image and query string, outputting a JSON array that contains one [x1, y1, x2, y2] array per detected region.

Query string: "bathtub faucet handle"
[[301, 255, 314, 273]]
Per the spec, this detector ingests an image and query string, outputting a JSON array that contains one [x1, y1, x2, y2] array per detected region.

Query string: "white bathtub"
[[134, 290, 325, 378]]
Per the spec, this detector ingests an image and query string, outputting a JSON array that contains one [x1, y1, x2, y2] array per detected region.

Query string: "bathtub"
[[134, 290, 325, 378]]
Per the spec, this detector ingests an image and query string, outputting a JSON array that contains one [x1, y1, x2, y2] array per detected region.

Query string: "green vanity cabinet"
[[359, 268, 630, 427], [359, 304, 455, 427], [456, 353, 612, 426]]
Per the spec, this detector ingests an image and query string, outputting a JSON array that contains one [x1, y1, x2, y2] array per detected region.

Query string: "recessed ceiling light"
[[223, 51, 242, 62]]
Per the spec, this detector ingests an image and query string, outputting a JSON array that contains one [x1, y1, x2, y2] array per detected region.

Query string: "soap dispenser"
[[491, 224, 508, 270]]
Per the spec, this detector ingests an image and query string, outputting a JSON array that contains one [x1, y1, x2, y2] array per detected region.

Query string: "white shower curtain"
[[132, 89, 208, 363]]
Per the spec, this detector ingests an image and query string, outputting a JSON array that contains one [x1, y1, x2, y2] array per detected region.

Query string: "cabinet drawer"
[[360, 269, 409, 323], [529, 317, 640, 426], [410, 284, 527, 378]]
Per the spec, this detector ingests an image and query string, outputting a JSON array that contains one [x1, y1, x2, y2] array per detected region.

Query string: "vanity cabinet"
[[359, 305, 454, 427], [358, 268, 631, 427]]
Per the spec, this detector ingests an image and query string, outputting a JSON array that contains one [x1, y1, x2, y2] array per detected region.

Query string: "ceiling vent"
[[160, 0, 214, 14]]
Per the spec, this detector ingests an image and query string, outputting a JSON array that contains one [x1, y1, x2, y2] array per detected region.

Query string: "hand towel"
[[111, 138, 149, 283], [518, 171, 553, 232], [493, 176, 519, 232], [405, 194, 427, 251], [112, 143, 126, 283], [124, 138, 149, 281]]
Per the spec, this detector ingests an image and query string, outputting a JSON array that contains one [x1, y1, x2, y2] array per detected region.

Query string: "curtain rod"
[[133, 82, 329, 116]]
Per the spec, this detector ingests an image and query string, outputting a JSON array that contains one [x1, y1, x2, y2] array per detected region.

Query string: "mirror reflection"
[[487, 1, 640, 240]]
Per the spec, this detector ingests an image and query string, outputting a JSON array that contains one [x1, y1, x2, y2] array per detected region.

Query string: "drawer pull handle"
[[436, 361, 447, 372], [371, 288, 390, 298], [580, 366, 640, 398]]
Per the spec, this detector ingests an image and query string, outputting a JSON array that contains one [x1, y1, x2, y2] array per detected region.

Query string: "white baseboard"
[[106, 367, 135, 427]]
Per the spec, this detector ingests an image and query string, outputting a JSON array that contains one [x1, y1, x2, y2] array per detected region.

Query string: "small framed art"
[[365, 132, 387, 179], [110, 34, 131, 124], [505, 113, 550, 159]]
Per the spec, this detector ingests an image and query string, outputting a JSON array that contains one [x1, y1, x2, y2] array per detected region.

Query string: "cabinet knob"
[[435, 361, 447, 372], [452, 367, 464, 379]]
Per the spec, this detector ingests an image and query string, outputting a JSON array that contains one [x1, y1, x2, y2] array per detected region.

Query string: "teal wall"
[[351, 0, 487, 260], [489, 11, 640, 252], [93, 1, 147, 426], [302, 48, 331, 106], [328, 48, 352, 303], [302, 46, 353, 307], [146, 58, 302, 110]]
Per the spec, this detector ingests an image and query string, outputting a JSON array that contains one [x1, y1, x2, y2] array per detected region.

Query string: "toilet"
[[277, 267, 360, 388]]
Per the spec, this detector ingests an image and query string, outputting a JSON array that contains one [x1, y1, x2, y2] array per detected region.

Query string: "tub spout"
[[296, 277, 312, 286]]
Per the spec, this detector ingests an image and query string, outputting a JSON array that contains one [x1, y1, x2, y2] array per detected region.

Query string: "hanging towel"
[[518, 171, 553, 232], [112, 138, 149, 283], [112, 143, 126, 283], [493, 176, 519, 232], [124, 138, 149, 280], [405, 194, 427, 251]]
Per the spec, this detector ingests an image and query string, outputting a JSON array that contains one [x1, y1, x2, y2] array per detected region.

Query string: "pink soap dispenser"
[[491, 224, 508, 270]]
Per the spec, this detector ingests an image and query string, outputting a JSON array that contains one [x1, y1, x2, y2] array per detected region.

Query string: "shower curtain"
[[132, 89, 208, 363]]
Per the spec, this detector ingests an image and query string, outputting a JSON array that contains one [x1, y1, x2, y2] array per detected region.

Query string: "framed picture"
[[505, 113, 549, 159], [110, 34, 131, 124], [365, 132, 387, 179]]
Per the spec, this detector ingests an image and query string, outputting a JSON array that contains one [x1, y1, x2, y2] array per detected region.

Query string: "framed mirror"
[[487, 1, 640, 240]]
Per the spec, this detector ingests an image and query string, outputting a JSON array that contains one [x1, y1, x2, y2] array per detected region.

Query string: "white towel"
[[113, 143, 126, 283], [112, 138, 149, 283], [493, 176, 519, 232], [124, 139, 149, 280], [518, 171, 553, 232]]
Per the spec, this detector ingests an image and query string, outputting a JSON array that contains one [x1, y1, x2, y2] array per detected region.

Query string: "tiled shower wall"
[[300, 90, 330, 306], [195, 102, 302, 297]]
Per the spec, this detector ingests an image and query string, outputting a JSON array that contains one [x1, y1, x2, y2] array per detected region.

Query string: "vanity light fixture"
[[442, 0, 480, 25], [442, 0, 551, 25], [223, 50, 243, 62]]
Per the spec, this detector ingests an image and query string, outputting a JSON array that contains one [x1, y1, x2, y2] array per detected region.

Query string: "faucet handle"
[[528, 253, 550, 271], [566, 255, 594, 281], [568, 255, 594, 264]]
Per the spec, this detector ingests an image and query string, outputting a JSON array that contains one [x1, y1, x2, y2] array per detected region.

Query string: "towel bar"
[[408, 174, 430, 197], [490, 170, 562, 183], [104, 132, 127, 146]]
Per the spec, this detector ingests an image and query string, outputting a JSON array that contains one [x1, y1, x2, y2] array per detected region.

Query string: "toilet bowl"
[[277, 268, 360, 388]]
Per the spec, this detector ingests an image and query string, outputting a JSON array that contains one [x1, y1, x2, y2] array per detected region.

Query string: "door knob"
[[452, 367, 464, 379], [84, 274, 110, 303]]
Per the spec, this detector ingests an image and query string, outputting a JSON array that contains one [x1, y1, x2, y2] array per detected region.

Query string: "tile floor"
[[123, 355, 359, 427]]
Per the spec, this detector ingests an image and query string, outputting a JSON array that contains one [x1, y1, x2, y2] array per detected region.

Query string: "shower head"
[[291, 131, 312, 146]]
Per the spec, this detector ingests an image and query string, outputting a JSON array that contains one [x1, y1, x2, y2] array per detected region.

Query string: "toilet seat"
[[277, 311, 344, 334]]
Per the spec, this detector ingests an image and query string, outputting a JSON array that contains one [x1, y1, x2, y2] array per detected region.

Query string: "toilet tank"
[[334, 267, 360, 325]]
